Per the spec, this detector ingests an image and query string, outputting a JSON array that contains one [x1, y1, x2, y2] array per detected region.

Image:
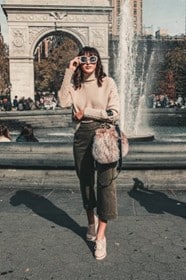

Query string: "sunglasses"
[[79, 56, 98, 64]]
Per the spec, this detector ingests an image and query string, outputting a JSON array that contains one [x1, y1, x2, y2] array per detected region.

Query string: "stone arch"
[[30, 28, 84, 58], [2, 0, 112, 100], [33, 29, 83, 95]]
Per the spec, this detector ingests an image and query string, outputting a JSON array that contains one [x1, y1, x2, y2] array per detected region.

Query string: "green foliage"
[[158, 71, 176, 99], [34, 35, 79, 93], [158, 45, 186, 98], [166, 47, 186, 96], [0, 40, 9, 94]]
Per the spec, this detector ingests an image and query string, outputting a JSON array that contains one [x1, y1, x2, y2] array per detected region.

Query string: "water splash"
[[116, 0, 152, 136], [116, 0, 138, 135]]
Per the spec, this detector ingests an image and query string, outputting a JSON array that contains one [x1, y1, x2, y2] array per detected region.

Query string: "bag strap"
[[115, 124, 123, 173]]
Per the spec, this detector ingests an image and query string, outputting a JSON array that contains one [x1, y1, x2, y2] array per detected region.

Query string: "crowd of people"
[[0, 123, 39, 143], [147, 94, 186, 109], [0, 92, 58, 112], [0, 92, 186, 112]]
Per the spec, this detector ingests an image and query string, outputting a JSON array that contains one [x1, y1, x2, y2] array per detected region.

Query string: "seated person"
[[0, 124, 11, 142], [16, 124, 39, 142]]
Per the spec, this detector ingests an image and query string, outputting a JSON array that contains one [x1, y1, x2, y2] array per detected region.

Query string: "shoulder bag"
[[92, 122, 129, 167]]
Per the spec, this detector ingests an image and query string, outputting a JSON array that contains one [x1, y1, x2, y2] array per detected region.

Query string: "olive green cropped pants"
[[73, 121, 118, 221]]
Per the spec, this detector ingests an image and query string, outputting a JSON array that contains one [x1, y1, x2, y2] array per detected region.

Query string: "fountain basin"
[[127, 134, 155, 142], [0, 141, 185, 190]]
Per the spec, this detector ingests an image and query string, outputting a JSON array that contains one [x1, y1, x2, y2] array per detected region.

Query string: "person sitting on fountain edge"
[[16, 124, 39, 142]]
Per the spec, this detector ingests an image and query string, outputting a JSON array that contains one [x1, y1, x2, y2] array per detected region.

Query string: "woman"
[[0, 124, 11, 142], [16, 124, 39, 142], [58, 46, 120, 260]]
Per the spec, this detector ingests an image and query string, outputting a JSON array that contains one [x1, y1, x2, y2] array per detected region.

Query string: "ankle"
[[87, 210, 95, 225], [96, 234, 105, 241]]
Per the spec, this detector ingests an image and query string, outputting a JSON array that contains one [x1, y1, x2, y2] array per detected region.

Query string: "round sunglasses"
[[79, 56, 98, 64]]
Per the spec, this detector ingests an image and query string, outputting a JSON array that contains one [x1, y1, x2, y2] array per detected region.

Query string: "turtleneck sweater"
[[58, 68, 120, 123]]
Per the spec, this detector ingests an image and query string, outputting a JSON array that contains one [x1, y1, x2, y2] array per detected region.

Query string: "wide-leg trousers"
[[73, 121, 118, 220]]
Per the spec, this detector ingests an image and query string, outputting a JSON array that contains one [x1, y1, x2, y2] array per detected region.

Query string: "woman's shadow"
[[10, 190, 94, 252], [128, 178, 186, 219]]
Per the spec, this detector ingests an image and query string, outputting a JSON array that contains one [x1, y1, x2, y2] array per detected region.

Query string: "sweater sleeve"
[[58, 68, 74, 108], [84, 78, 120, 122]]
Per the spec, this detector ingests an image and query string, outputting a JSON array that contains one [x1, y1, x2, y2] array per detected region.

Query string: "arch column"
[[8, 27, 35, 100]]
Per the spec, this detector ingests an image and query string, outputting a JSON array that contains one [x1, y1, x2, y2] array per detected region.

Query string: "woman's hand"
[[74, 110, 84, 121], [69, 57, 80, 72]]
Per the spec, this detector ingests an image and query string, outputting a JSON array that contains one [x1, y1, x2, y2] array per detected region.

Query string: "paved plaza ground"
[[0, 187, 186, 280]]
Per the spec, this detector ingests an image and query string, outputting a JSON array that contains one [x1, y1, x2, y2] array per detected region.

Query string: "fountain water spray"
[[116, 0, 152, 137], [116, 0, 137, 134]]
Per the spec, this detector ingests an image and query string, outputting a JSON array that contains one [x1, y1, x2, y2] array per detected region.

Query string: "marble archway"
[[32, 29, 83, 97], [2, 0, 112, 100]]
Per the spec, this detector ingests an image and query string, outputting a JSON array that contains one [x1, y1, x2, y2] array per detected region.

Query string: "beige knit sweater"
[[58, 68, 120, 123]]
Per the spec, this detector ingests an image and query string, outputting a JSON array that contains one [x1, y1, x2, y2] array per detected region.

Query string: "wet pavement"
[[0, 187, 186, 280]]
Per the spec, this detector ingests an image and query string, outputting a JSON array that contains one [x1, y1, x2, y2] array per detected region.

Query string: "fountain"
[[116, 0, 154, 140]]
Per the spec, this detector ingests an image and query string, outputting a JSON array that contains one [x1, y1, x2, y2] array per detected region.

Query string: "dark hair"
[[18, 124, 39, 142], [0, 124, 11, 140], [73, 46, 106, 90]]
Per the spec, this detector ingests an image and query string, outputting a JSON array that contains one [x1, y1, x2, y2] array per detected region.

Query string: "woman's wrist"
[[74, 110, 84, 120]]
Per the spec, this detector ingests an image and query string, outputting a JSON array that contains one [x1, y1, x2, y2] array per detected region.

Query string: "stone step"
[[0, 169, 185, 190], [0, 141, 185, 153], [0, 142, 186, 170], [0, 109, 73, 134]]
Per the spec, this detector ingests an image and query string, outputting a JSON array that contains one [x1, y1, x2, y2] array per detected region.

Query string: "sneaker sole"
[[86, 236, 96, 242], [95, 252, 107, 260]]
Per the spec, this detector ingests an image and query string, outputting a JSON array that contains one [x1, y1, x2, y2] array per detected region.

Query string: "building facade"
[[111, 0, 143, 37], [0, 24, 4, 43]]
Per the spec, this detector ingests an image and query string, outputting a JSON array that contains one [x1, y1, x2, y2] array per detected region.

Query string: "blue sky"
[[0, 0, 7, 41], [143, 0, 185, 35], [0, 0, 185, 43]]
